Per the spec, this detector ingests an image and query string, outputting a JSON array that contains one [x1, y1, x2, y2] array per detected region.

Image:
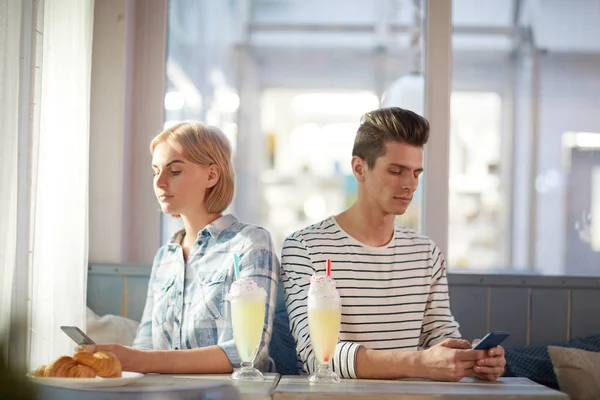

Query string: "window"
[[449, 0, 600, 275], [448, 92, 503, 269]]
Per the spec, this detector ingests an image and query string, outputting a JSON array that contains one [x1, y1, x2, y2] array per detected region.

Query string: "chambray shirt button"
[[177, 290, 182, 295]]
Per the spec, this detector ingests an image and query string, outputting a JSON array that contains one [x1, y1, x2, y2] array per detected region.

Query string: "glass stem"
[[240, 361, 253, 370], [318, 363, 330, 374]]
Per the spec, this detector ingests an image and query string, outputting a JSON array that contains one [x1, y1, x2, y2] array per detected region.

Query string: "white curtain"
[[0, 0, 23, 347], [29, 0, 94, 367]]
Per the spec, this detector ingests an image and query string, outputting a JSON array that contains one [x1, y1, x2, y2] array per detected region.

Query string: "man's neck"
[[335, 201, 395, 247]]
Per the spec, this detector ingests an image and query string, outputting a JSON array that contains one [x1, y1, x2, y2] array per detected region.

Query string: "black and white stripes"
[[281, 216, 460, 378]]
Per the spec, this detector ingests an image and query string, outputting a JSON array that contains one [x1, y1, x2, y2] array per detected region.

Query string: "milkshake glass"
[[228, 278, 267, 381], [307, 274, 342, 383]]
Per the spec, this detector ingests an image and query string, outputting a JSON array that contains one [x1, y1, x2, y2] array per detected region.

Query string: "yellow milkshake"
[[227, 278, 267, 381], [231, 299, 265, 362], [307, 274, 342, 383], [308, 308, 342, 364]]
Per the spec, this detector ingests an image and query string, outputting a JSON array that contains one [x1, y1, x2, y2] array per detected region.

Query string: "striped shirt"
[[281, 216, 460, 378], [132, 214, 280, 371]]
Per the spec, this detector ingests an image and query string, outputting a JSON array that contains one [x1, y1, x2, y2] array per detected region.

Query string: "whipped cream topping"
[[227, 278, 267, 301], [308, 274, 341, 309]]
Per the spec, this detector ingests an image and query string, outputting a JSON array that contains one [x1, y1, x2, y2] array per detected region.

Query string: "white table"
[[150, 373, 280, 400], [273, 376, 568, 400], [33, 373, 279, 400]]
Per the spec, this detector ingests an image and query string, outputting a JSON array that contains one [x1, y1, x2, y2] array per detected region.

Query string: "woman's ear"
[[352, 156, 366, 182], [206, 164, 220, 188]]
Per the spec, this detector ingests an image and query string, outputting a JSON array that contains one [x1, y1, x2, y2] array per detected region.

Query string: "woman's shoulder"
[[228, 219, 274, 244]]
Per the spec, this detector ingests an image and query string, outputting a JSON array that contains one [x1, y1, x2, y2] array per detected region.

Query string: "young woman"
[[84, 121, 279, 374]]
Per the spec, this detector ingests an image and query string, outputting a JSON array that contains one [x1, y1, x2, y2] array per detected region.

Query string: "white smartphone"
[[60, 325, 95, 345]]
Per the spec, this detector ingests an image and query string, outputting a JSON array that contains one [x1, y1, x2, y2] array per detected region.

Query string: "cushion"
[[504, 335, 600, 389], [86, 307, 140, 346], [548, 345, 600, 400], [268, 280, 301, 375]]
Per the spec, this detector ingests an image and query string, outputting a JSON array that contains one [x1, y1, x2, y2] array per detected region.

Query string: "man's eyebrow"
[[389, 163, 424, 172]]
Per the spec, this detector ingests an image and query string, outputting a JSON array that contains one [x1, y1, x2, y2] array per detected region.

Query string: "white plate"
[[26, 371, 144, 388]]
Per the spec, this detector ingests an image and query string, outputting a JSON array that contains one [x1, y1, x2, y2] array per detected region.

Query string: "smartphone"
[[472, 331, 509, 350], [60, 326, 95, 345]]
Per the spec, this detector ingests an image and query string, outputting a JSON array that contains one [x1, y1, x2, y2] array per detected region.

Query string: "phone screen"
[[60, 326, 95, 345]]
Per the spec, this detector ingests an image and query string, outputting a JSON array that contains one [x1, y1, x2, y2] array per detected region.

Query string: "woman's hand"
[[80, 344, 146, 373]]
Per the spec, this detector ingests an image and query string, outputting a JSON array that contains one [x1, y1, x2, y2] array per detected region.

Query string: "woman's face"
[[151, 142, 217, 216]]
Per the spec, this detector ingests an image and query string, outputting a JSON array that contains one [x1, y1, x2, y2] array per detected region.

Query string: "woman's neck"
[[180, 211, 222, 253]]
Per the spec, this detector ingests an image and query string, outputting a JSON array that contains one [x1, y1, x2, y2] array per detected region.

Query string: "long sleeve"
[[281, 236, 360, 379], [132, 248, 165, 350], [418, 242, 461, 348], [218, 227, 280, 370]]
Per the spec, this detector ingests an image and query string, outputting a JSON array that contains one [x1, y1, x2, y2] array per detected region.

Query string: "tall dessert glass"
[[307, 270, 341, 383], [228, 278, 267, 381]]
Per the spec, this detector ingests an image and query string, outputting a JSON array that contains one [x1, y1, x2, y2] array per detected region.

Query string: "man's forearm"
[[140, 345, 233, 374], [355, 346, 425, 380]]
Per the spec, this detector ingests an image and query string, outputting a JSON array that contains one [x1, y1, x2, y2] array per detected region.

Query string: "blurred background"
[[161, 0, 600, 275]]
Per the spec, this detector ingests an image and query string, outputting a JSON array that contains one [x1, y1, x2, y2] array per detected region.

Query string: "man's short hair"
[[352, 107, 430, 168]]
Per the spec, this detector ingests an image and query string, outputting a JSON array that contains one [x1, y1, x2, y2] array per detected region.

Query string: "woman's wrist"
[[131, 348, 152, 373]]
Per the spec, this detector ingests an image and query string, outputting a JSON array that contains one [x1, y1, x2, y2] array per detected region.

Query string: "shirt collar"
[[168, 214, 238, 245], [204, 214, 238, 238]]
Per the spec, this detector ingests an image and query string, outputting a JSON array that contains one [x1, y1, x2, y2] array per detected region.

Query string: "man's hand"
[[80, 344, 146, 373], [419, 338, 487, 382], [470, 339, 506, 381]]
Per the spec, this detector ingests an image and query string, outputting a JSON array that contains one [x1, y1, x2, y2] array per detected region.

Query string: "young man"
[[281, 107, 506, 381]]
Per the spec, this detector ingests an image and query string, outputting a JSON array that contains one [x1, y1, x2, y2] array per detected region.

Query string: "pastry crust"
[[33, 365, 46, 377], [73, 350, 122, 378], [43, 356, 96, 378], [34, 350, 122, 378]]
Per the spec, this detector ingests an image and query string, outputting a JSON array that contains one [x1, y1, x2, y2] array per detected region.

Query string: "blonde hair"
[[150, 121, 235, 214]]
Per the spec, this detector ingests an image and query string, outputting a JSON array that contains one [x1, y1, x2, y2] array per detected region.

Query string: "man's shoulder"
[[285, 216, 338, 243], [394, 224, 436, 247]]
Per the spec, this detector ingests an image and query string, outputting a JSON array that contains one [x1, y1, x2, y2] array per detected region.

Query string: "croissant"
[[43, 356, 96, 378], [73, 350, 122, 378], [33, 365, 46, 377]]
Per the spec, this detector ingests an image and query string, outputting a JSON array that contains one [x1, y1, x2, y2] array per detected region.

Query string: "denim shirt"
[[132, 214, 280, 371]]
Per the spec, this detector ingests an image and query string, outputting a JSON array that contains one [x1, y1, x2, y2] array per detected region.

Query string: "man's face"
[[359, 141, 424, 215]]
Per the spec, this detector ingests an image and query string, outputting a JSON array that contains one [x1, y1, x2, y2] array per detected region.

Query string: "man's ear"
[[351, 156, 366, 182], [206, 164, 220, 188]]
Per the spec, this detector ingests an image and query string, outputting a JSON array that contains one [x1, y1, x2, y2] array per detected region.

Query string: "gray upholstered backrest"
[[87, 264, 600, 348]]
